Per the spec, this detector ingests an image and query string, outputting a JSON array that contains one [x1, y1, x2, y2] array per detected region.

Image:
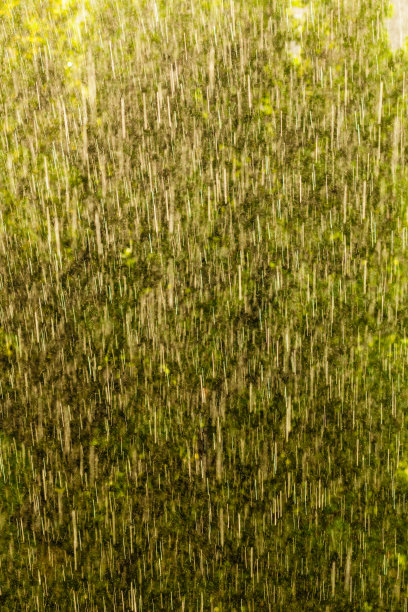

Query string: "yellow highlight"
[[398, 553, 407, 569]]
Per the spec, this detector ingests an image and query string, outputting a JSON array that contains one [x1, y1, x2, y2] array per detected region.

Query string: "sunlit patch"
[[385, 0, 408, 51], [286, 0, 308, 61], [396, 460, 408, 487]]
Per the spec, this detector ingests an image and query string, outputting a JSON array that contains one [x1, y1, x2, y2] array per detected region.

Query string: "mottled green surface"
[[1, 0, 408, 609]]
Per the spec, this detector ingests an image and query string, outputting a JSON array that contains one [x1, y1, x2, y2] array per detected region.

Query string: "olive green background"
[[0, 0, 408, 609]]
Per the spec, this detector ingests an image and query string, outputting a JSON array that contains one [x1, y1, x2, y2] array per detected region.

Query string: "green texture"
[[0, 0, 408, 609]]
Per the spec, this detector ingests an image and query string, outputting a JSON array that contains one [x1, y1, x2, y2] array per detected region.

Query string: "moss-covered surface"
[[1, 0, 408, 609]]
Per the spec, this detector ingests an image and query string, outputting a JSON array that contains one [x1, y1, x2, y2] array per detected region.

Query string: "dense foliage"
[[1, 0, 408, 609]]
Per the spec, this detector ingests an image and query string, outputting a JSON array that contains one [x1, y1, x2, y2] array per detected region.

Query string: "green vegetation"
[[1, 0, 408, 608]]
